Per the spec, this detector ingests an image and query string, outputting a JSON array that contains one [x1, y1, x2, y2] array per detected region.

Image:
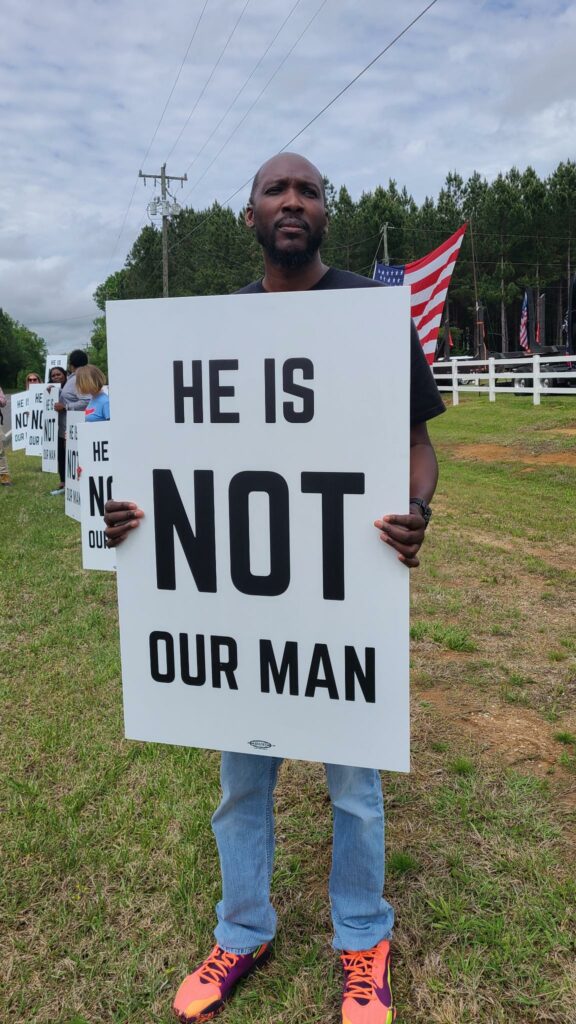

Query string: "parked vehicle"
[[510, 347, 576, 392]]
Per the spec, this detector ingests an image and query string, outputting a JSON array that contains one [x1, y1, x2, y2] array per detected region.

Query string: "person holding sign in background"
[[46, 366, 67, 491], [51, 350, 88, 495], [74, 366, 110, 484], [75, 365, 110, 422], [105, 153, 444, 1024], [48, 365, 67, 388], [0, 385, 12, 485]]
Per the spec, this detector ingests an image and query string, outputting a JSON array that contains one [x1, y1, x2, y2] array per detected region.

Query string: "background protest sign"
[[44, 354, 67, 382], [78, 421, 116, 571], [26, 385, 46, 456], [11, 392, 29, 451], [42, 385, 60, 474], [107, 287, 411, 771], [65, 412, 83, 522]]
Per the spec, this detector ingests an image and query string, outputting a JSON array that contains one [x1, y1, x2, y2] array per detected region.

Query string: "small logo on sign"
[[248, 739, 274, 749]]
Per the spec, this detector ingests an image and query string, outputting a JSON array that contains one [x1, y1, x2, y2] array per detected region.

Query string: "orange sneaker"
[[173, 943, 272, 1023], [341, 940, 395, 1024]]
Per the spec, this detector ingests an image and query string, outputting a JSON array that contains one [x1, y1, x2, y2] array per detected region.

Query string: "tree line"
[[0, 309, 47, 388], [88, 158, 575, 366]]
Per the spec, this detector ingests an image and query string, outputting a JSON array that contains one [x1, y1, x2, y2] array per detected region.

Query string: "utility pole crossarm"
[[139, 167, 188, 186], [139, 163, 187, 298]]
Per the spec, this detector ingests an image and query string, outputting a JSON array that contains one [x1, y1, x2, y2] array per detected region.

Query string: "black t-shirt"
[[237, 267, 445, 426]]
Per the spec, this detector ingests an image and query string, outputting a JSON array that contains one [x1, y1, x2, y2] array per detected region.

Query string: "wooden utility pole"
[[139, 164, 187, 297], [380, 222, 391, 264]]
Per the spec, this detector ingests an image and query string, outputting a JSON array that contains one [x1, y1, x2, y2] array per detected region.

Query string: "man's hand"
[[54, 401, 65, 411], [104, 500, 144, 547], [373, 511, 427, 568]]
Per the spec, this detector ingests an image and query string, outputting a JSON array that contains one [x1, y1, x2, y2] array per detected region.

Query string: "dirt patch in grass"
[[540, 428, 576, 437], [448, 443, 576, 467], [524, 452, 576, 466], [458, 527, 575, 570], [420, 686, 576, 795], [464, 529, 517, 551]]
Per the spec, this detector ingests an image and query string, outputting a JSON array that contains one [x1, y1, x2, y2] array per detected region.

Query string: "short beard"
[[256, 225, 324, 269]]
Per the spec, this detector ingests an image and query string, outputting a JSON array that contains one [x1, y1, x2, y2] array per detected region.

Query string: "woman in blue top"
[[75, 365, 110, 421]]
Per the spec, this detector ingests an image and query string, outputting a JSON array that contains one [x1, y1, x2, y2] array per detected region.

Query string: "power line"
[[123, 0, 309, 249], [131, 2, 331, 294], [113, 228, 385, 287], [407, 225, 576, 242], [42, 248, 570, 332], [26, 251, 572, 327], [142, 0, 211, 169], [159, 0, 441, 268], [114, 4, 576, 301], [164, 0, 252, 164], [180, 0, 329, 205], [25, 314, 97, 325], [182, 0, 305, 180], [103, 0, 211, 273], [181, 228, 385, 267], [279, 0, 439, 152]]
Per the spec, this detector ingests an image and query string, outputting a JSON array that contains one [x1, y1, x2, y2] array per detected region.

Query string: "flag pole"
[[469, 216, 486, 359]]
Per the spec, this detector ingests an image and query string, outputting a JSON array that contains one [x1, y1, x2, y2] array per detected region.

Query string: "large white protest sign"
[[26, 385, 46, 456], [65, 412, 83, 521], [44, 354, 67, 382], [11, 392, 29, 451], [107, 288, 411, 771], [78, 421, 116, 571], [42, 385, 60, 474]]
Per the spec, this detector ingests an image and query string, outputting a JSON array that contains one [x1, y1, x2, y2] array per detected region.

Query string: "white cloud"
[[0, 0, 574, 352]]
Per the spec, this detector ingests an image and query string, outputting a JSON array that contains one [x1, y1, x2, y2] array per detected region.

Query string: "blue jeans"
[[212, 752, 394, 953]]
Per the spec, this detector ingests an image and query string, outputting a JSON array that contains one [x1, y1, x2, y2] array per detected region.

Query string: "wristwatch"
[[410, 497, 432, 526]]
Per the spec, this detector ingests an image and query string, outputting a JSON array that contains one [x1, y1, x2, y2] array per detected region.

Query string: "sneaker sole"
[[173, 948, 272, 1024]]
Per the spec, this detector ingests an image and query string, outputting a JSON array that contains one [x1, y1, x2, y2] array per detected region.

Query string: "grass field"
[[1, 395, 575, 1024]]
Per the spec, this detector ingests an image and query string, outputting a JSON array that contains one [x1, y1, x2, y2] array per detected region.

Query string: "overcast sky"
[[1, 0, 574, 353]]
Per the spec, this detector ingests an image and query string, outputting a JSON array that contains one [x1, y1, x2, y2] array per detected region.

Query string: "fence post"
[[488, 357, 496, 402], [451, 358, 460, 406], [533, 354, 541, 406]]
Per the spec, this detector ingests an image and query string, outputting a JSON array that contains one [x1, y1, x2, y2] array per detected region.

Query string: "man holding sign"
[[51, 350, 88, 495], [105, 153, 444, 1024]]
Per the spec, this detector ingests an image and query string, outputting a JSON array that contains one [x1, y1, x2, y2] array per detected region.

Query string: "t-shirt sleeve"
[[410, 321, 446, 425]]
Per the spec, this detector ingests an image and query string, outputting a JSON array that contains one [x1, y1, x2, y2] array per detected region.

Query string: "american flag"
[[519, 291, 529, 350], [374, 223, 468, 364]]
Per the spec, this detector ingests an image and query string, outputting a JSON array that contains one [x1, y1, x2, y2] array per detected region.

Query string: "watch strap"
[[410, 497, 432, 525]]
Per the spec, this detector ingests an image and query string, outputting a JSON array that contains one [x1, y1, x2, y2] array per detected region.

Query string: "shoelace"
[[340, 950, 377, 1001], [198, 947, 240, 985]]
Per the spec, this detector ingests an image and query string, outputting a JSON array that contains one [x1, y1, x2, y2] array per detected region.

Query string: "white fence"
[[432, 354, 576, 405]]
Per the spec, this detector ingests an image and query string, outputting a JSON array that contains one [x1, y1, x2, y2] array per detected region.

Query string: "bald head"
[[245, 151, 329, 276], [249, 152, 325, 205]]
